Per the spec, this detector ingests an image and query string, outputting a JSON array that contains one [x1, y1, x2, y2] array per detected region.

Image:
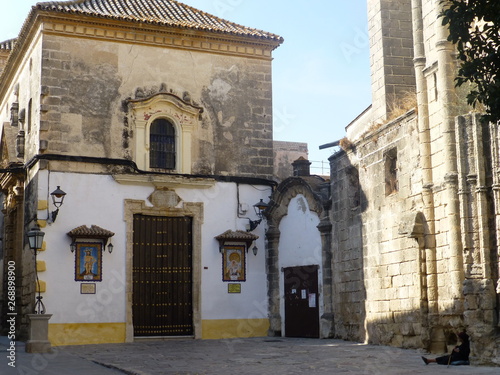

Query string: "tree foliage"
[[441, 0, 500, 123]]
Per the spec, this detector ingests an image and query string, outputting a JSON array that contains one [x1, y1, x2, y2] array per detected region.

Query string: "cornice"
[[126, 91, 204, 116], [113, 174, 216, 189], [0, 9, 278, 104], [40, 13, 277, 60]]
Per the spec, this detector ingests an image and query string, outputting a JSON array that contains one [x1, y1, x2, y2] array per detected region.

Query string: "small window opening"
[[27, 99, 32, 134], [433, 72, 438, 101], [384, 148, 398, 196], [150, 118, 175, 170]]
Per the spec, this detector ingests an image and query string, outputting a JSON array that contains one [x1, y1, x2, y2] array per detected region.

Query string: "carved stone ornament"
[[148, 189, 181, 208], [10, 102, 19, 127]]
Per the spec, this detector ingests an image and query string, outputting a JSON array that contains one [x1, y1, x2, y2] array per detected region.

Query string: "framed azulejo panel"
[[75, 242, 102, 281], [222, 245, 246, 282]]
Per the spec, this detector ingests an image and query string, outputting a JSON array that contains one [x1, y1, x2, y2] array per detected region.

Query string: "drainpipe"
[[411, 0, 438, 337], [434, 0, 464, 302]]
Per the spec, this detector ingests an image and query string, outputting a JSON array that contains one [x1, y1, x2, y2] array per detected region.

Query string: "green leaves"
[[440, 0, 500, 123]]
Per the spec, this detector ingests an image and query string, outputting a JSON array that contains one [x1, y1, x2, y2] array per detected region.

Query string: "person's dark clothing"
[[435, 340, 470, 365]]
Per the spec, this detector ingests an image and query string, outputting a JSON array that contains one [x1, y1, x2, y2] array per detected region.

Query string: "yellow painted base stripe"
[[202, 319, 269, 339], [49, 323, 126, 346]]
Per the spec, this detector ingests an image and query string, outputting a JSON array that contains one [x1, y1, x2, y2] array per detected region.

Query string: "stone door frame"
[[265, 177, 332, 338], [124, 198, 203, 342]]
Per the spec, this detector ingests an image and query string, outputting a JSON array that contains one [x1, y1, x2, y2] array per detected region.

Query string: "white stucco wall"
[[36, 171, 152, 324], [36, 170, 271, 326]]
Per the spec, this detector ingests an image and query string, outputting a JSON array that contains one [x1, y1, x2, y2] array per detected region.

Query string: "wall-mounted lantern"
[[247, 199, 270, 232], [27, 225, 45, 252], [27, 224, 46, 314], [252, 244, 258, 256], [50, 186, 66, 223]]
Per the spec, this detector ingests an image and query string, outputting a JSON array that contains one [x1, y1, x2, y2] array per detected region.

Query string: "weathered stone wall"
[[329, 0, 500, 364], [455, 113, 500, 365], [329, 149, 365, 342], [0, 32, 44, 164], [367, 0, 416, 122], [38, 29, 275, 179], [331, 112, 427, 347], [0, 174, 37, 340]]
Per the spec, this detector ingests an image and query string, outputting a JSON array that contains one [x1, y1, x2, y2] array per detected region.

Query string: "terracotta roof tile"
[[67, 225, 115, 238], [215, 230, 258, 242], [36, 0, 283, 42]]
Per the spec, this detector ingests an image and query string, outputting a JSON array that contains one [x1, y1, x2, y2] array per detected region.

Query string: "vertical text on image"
[[6, 260, 17, 367]]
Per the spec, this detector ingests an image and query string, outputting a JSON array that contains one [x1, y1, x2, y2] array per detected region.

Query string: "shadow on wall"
[[329, 146, 500, 366], [330, 148, 434, 350], [329, 152, 368, 343]]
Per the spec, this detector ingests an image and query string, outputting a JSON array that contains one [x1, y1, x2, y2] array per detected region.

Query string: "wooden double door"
[[132, 215, 193, 337], [284, 265, 320, 338]]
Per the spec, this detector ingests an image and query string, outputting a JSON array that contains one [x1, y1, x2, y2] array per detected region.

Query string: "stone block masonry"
[[368, 0, 416, 123]]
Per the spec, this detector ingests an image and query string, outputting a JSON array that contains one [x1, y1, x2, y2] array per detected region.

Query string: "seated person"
[[422, 331, 470, 366]]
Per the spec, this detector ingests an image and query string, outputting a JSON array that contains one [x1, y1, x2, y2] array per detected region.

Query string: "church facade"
[[1, 0, 499, 366], [0, 0, 282, 346]]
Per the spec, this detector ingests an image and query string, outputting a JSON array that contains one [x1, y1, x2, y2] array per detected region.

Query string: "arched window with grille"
[[150, 118, 176, 170], [127, 92, 201, 173]]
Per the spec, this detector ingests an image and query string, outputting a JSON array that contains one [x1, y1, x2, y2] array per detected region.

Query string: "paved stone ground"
[[1, 336, 499, 375]]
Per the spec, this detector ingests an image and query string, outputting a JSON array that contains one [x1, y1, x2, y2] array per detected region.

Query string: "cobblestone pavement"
[[2, 336, 499, 375]]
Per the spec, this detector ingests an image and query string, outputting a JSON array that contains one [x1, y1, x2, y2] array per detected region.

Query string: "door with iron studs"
[[133, 215, 193, 337]]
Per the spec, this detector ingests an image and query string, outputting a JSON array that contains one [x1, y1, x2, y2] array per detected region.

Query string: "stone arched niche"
[[265, 176, 332, 338]]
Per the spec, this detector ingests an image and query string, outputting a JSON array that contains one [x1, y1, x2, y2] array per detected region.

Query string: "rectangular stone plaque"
[[80, 283, 96, 294], [228, 283, 241, 294]]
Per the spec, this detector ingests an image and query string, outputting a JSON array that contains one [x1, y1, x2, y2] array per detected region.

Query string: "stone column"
[[317, 216, 333, 338], [471, 115, 492, 279], [411, 0, 438, 323], [435, 0, 464, 303], [265, 223, 281, 336], [489, 122, 500, 323]]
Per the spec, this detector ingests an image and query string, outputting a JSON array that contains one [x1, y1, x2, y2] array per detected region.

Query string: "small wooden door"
[[284, 265, 319, 338], [133, 215, 193, 336]]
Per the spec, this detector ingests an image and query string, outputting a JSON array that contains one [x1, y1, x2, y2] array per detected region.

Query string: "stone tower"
[[367, 0, 416, 122]]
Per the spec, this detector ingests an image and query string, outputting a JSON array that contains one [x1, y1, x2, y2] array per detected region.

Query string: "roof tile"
[[215, 230, 259, 242], [67, 225, 115, 238], [36, 0, 283, 42]]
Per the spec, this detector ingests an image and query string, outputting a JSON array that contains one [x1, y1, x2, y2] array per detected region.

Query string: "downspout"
[[411, 0, 438, 339], [434, 0, 464, 302]]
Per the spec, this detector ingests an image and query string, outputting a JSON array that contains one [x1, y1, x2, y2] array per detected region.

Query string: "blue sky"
[[1, 1, 372, 173]]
